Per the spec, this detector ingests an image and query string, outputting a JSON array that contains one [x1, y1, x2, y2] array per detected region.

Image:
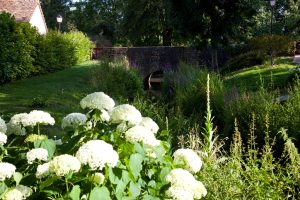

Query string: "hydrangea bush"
[[0, 92, 206, 200]]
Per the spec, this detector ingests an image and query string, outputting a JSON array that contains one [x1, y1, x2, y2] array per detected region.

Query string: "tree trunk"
[[162, 28, 172, 46]]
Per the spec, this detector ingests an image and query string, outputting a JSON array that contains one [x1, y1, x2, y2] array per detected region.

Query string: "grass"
[[0, 61, 99, 136], [224, 57, 298, 91]]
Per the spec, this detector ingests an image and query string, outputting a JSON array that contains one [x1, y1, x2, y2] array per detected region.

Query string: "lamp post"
[[56, 14, 63, 31], [270, 0, 276, 66]]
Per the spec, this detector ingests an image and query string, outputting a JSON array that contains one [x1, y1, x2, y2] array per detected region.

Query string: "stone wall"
[[93, 46, 230, 77]]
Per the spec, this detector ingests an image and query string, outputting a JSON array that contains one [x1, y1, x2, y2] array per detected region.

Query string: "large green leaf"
[[129, 153, 144, 180], [0, 182, 7, 196], [69, 185, 80, 200], [108, 167, 122, 184], [129, 182, 141, 198], [13, 172, 23, 185], [89, 186, 111, 200], [35, 139, 56, 159], [40, 176, 59, 190]]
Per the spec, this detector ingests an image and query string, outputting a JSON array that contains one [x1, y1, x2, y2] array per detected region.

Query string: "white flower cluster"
[[125, 126, 160, 147], [139, 117, 159, 134], [76, 140, 119, 170], [110, 104, 142, 126], [6, 111, 55, 135], [99, 109, 110, 122], [36, 162, 50, 179], [173, 148, 202, 173], [80, 92, 115, 110], [0, 117, 7, 133], [61, 113, 87, 129], [6, 121, 26, 136], [26, 148, 48, 164], [28, 110, 55, 126], [166, 168, 207, 200], [49, 154, 81, 176], [0, 162, 16, 181], [2, 185, 33, 200], [0, 132, 7, 145]]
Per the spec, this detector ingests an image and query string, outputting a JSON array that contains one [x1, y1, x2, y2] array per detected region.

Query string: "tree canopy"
[[40, 0, 300, 47]]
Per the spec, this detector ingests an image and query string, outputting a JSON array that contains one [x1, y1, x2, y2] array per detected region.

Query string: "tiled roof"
[[0, 0, 39, 21]]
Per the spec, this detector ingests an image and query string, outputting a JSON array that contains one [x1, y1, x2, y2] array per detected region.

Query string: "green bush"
[[249, 35, 295, 56], [164, 63, 225, 127], [89, 59, 144, 101], [223, 82, 300, 151], [221, 51, 267, 73], [0, 12, 39, 83], [64, 31, 94, 63], [36, 31, 76, 72]]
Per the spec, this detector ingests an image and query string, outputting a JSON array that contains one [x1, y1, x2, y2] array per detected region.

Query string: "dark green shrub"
[[89, 59, 143, 101], [164, 63, 225, 128], [249, 35, 294, 56], [221, 51, 267, 73], [0, 12, 39, 83]]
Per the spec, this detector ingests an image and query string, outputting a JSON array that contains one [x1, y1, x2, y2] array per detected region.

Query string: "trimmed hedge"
[[0, 12, 39, 83], [0, 12, 94, 83]]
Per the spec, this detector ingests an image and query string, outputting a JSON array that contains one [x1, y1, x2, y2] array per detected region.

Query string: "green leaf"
[[108, 167, 122, 184], [159, 167, 171, 184], [129, 182, 140, 198], [35, 139, 56, 159], [116, 181, 127, 199], [89, 186, 111, 200], [13, 172, 23, 185], [142, 194, 160, 200], [134, 142, 145, 155], [0, 182, 7, 195], [40, 176, 59, 190], [129, 153, 144, 180], [69, 185, 80, 200]]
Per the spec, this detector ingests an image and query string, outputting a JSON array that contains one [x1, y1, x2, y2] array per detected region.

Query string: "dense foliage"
[[0, 13, 39, 83], [0, 13, 93, 83]]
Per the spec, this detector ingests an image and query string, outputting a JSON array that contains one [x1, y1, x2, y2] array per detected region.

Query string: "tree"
[[40, 0, 71, 31]]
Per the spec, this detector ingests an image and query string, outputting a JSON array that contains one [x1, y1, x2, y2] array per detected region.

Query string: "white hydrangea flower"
[[125, 126, 160, 147], [28, 110, 55, 126], [109, 104, 142, 126], [76, 140, 119, 170], [0, 162, 16, 181], [166, 186, 194, 200], [15, 185, 33, 199], [139, 117, 159, 134], [49, 154, 81, 176], [173, 148, 202, 173], [6, 121, 26, 136], [26, 148, 48, 164], [100, 109, 110, 122], [90, 172, 105, 185], [8, 111, 55, 130], [80, 92, 115, 110], [194, 181, 207, 199], [0, 132, 7, 145], [9, 113, 34, 127], [0, 117, 7, 133], [166, 168, 207, 199], [61, 113, 87, 129], [36, 162, 50, 179], [2, 188, 23, 200]]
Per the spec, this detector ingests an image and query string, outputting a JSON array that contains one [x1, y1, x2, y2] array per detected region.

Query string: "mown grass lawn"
[[224, 57, 298, 91], [0, 61, 99, 136]]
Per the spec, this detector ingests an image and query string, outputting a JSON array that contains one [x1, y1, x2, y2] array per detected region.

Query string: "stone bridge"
[[93, 46, 230, 90]]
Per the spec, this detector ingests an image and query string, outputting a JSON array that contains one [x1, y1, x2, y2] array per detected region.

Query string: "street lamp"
[[56, 14, 63, 31], [270, 0, 276, 66]]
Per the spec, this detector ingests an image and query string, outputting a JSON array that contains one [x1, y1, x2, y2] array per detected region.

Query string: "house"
[[0, 0, 47, 34]]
